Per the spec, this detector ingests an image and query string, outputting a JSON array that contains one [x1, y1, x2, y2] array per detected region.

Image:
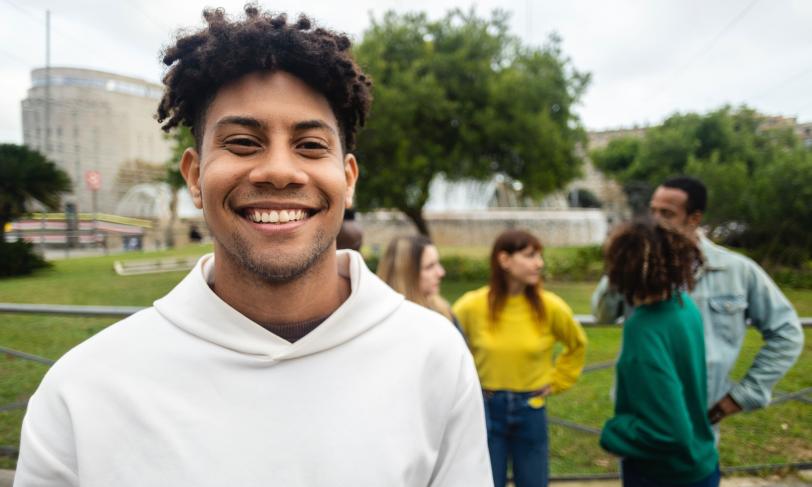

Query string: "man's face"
[[181, 71, 358, 283], [649, 186, 700, 233]]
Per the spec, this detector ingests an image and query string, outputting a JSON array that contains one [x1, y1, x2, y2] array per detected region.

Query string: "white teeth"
[[248, 209, 308, 224]]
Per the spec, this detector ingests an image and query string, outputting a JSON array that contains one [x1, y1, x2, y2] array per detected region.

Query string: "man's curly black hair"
[[156, 4, 372, 152]]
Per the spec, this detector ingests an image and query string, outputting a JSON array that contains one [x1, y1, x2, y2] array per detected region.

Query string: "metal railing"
[[2, 304, 810, 479], [3, 304, 811, 326]]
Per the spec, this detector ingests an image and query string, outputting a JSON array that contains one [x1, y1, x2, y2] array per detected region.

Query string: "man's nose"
[[248, 147, 308, 188]]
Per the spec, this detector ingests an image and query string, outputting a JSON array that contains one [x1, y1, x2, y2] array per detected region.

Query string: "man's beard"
[[226, 226, 335, 284]]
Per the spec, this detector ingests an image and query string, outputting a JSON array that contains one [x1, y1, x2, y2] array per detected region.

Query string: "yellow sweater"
[[452, 286, 587, 407]]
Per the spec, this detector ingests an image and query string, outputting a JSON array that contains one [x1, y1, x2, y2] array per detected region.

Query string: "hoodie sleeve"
[[428, 348, 493, 487], [14, 374, 80, 487]]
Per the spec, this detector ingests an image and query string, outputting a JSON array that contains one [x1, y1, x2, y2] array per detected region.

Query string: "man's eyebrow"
[[214, 116, 265, 130], [294, 119, 338, 135]]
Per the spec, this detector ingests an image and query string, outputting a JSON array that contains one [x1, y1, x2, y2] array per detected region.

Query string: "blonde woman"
[[377, 235, 456, 324]]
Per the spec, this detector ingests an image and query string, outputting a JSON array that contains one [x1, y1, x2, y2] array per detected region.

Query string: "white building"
[[21, 67, 173, 214]]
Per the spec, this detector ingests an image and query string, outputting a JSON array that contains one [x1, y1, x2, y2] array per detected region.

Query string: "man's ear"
[[180, 148, 203, 209], [343, 153, 359, 208], [687, 210, 703, 229]]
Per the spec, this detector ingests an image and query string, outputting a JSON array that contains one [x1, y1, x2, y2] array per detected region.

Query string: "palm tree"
[[0, 144, 72, 242]]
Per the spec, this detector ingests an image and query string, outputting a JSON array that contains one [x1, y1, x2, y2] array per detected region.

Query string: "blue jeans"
[[621, 461, 720, 487], [483, 390, 549, 487]]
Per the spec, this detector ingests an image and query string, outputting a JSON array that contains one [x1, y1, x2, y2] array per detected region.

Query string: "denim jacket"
[[592, 236, 804, 411]]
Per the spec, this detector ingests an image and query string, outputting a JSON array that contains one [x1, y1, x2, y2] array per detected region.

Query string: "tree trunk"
[[403, 207, 431, 238], [164, 189, 179, 248]]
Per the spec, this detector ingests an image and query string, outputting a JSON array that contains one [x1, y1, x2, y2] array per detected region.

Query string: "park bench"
[[113, 256, 200, 276]]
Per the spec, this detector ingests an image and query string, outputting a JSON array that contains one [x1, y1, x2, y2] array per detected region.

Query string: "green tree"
[[0, 144, 71, 241], [353, 9, 589, 235], [0, 144, 72, 276], [590, 106, 812, 263], [164, 126, 194, 247], [590, 137, 640, 175], [743, 150, 812, 264]]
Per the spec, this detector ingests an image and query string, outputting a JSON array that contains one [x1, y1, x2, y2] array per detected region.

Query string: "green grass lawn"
[[1, 245, 810, 472]]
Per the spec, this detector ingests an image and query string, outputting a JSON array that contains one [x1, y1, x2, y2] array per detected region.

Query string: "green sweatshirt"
[[600, 292, 718, 483]]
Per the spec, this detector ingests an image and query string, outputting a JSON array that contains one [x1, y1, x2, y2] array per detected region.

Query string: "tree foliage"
[[162, 126, 195, 248], [590, 107, 812, 264], [353, 9, 590, 235], [0, 144, 71, 276], [166, 126, 193, 191], [0, 144, 72, 239]]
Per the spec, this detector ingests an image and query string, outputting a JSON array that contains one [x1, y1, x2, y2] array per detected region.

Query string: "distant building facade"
[[21, 67, 173, 214], [799, 122, 812, 149]]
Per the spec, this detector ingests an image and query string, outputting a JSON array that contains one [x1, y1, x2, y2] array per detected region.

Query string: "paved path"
[[547, 474, 812, 487], [1, 470, 808, 487], [550, 479, 811, 487], [0, 470, 12, 487]]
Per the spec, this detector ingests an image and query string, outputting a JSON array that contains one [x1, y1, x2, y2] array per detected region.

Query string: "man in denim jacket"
[[592, 176, 804, 426]]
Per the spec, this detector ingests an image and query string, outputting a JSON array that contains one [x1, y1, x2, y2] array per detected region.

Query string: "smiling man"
[[14, 7, 492, 487]]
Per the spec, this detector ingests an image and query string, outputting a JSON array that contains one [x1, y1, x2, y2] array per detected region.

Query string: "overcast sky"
[[1, 0, 811, 144]]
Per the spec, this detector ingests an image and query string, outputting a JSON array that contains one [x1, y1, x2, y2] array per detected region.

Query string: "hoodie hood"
[[153, 250, 404, 361]]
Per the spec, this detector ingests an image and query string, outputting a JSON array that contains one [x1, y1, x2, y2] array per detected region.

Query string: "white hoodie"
[[15, 251, 492, 487]]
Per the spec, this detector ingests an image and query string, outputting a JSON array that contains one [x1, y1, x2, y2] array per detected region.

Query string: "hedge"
[[0, 241, 51, 277], [364, 245, 605, 282]]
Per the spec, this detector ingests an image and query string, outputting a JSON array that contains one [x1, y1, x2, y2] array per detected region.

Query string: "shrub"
[[363, 245, 604, 282], [545, 246, 604, 281], [0, 241, 51, 277], [769, 263, 812, 290]]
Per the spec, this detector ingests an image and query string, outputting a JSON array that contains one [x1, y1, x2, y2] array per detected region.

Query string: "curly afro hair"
[[156, 4, 372, 151], [604, 218, 703, 305]]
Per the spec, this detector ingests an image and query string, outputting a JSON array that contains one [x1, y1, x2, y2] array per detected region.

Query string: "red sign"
[[85, 170, 101, 191]]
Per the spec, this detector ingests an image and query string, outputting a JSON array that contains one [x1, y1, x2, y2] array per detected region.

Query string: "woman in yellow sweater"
[[453, 229, 587, 487]]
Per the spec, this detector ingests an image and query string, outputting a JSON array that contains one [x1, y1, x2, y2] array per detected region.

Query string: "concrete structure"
[[574, 127, 647, 222], [420, 129, 637, 226], [115, 183, 201, 222], [21, 67, 173, 214], [794, 121, 812, 149], [359, 208, 608, 250]]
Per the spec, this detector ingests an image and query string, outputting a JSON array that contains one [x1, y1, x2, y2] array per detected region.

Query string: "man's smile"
[[242, 207, 316, 224]]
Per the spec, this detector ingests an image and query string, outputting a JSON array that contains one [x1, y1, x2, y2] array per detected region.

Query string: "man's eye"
[[298, 140, 328, 151], [224, 138, 260, 153], [226, 138, 258, 147]]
